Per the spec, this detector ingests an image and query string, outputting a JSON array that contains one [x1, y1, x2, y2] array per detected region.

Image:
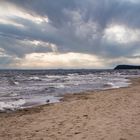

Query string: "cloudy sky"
[[0, 0, 140, 69]]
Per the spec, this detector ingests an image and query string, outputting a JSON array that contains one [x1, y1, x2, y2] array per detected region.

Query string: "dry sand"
[[0, 78, 140, 140]]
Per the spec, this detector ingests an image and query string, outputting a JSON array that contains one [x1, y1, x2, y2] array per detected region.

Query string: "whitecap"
[[10, 93, 18, 97], [0, 99, 26, 111], [29, 76, 40, 80], [14, 81, 19, 85], [55, 84, 65, 88], [8, 79, 19, 86], [103, 82, 119, 88]]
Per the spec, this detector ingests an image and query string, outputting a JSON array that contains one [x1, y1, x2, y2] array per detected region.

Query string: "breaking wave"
[[0, 99, 26, 112]]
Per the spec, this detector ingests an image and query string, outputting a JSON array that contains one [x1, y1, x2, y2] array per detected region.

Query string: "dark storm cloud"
[[0, 34, 53, 58], [6, 0, 76, 27], [0, 0, 140, 67], [0, 17, 59, 57], [7, 0, 140, 28]]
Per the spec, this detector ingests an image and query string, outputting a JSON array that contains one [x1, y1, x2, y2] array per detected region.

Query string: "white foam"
[[106, 82, 115, 86], [55, 84, 65, 88], [0, 99, 26, 111], [10, 93, 18, 97], [14, 81, 19, 85], [104, 82, 121, 89], [68, 73, 79, 76], [46, 75, 61, 79], [29, 76, 40, 80]]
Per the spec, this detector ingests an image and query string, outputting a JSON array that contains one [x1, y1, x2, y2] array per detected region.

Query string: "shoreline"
[[0, 78, 140, 140], [0, 78, 131, 114], [0, 77, 132, 114], [0, 77, 135, 115]]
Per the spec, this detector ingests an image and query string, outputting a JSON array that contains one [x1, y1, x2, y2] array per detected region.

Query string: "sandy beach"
[[0, 78, 140, 140]]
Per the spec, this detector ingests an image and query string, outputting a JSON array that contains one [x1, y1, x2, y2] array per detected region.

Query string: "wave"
[[67, 73, 79, 76], [0, 69, 139, 111], [46, 75, 61, 79], [8, 79, 19, 86], [10, 93, 18, 97], [29, 76, 41, 81], [55, 84, 65, 88], [103, 82, 119, 88], [0, 99, 26, 112]]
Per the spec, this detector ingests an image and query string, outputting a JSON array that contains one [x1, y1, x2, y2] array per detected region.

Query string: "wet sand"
[[0, 78, 140, 140]]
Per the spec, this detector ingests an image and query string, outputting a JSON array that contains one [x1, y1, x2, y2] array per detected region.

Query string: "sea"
[[0, 69, 140, 112]]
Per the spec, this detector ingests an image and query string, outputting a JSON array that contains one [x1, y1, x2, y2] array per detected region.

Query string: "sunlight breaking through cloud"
[[14, 52, 105, 69]]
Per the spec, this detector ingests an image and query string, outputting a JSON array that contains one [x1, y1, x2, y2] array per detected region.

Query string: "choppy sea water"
[[0, 69, 140, 112]]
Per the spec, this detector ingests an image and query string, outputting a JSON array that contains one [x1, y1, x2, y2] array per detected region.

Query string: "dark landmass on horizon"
[[114, 65, 140, 70]]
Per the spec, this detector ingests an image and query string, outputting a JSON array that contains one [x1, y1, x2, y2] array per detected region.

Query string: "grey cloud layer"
[[0, 0, 140, 67], [8, 0, 140, 29]]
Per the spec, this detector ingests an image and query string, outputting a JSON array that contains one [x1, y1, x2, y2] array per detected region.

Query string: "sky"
[[0, 0, 140, 69]]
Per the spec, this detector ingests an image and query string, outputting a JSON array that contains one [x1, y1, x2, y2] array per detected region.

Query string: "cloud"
[[103, 25, 140, 44], [13, 52, 104, 69], [0, 0, 140, 68]]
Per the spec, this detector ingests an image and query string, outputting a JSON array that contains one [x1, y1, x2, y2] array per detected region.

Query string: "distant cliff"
[[114, 65, 140, 70]]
